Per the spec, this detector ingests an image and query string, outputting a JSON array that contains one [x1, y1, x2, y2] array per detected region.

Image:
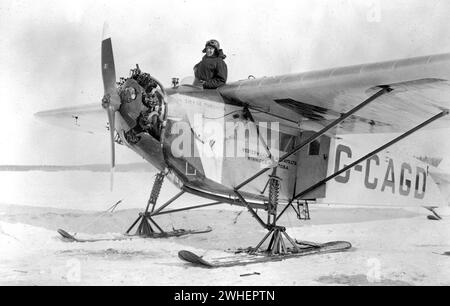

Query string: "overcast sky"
[[0, 0, 449, 165]]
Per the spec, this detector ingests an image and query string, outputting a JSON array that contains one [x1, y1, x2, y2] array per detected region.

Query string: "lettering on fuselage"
[[334, 144, 427, 199], [241, 148, 297, 170]]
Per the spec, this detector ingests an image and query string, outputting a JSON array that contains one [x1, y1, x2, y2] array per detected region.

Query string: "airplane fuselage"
[[114, 79, 446, 208]]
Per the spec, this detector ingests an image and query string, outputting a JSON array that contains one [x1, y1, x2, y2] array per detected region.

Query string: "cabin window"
[[309, 140, 320, 156]]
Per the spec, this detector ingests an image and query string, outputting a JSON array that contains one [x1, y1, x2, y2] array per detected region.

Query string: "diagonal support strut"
[[293, 110, 449, 201], [275, 109, 449, 222]]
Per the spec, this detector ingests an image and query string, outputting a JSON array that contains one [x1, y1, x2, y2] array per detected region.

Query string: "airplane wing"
[[36, 53, 450, 136], [35, 103, 107, 134], [219, 53, 450, 134]]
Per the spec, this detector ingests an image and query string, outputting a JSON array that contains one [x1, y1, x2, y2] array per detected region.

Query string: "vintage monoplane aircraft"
[[36, 27, 450, 266]]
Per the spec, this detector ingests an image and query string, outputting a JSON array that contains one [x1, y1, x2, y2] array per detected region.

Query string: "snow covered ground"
[[0, 171, 449, 286]]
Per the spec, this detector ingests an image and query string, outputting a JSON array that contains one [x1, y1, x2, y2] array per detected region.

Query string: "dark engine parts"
[[118, 65, 166, 143]]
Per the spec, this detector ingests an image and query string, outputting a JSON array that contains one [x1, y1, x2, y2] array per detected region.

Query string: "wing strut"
[[292, 109, 449, 201], [275, 108, 449, 222]]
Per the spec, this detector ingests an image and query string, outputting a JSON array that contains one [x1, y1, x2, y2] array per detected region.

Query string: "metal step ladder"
[[295, 200, 310, 220]]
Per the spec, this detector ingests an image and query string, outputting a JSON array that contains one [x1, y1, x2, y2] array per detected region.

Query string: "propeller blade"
[[107, 107, 116, 191], [101, 23, 120, 191], [107, 108, 116, 168], [101, 24, 121, 110]]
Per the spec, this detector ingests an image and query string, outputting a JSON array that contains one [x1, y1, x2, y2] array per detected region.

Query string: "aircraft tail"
[[416, 155, 450, 204], [414, 156, 443, 168], [428, 166, 450, 206], [414, 156, 450, 217]]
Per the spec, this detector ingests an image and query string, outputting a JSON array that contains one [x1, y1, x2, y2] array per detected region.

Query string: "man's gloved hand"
[[193, 78, 206, 88]]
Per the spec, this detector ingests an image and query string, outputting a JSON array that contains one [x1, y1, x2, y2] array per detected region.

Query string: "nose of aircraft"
[[100, 23, 169, 181]]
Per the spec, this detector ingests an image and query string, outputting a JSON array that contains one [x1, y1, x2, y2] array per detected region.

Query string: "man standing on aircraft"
[[194, 39, 228, 89]]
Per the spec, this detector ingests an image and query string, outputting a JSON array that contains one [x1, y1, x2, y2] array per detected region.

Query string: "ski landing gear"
[[57, 170, 215, 243], [237, 172, 349, 258], [126, 171, 166, 237], [248, 173, 302, 256], [178, 241, 352, 268], [177, 171, 351, 269], [123, 170, 213, 238]]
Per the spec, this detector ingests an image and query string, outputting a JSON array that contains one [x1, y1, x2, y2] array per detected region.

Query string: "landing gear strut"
[[126, 171, 166, 236], [125, 171, 219, 238], [234, 170, 300, 255], [252, 225, 300, 255]]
